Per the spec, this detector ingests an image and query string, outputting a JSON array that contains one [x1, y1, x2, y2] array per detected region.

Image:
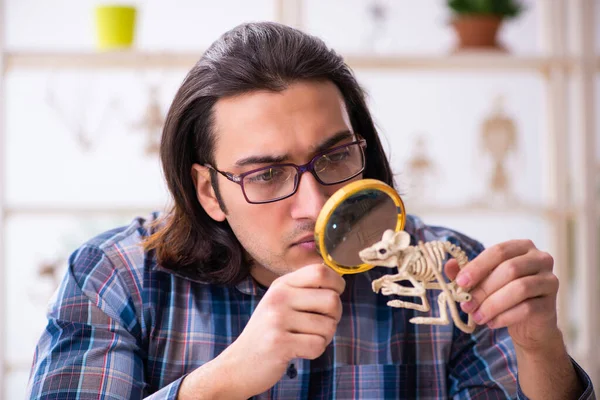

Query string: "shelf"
[[4, 51, 200, 71], [2, 51, 567, 73], [406, 202, 568, 219], [344, 53, 562, 72], [3, 205, 166, 217], [3, 203, 587, 219]]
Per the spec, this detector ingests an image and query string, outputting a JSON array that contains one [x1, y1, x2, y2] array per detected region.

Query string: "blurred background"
[[0, 0, 599, 397]]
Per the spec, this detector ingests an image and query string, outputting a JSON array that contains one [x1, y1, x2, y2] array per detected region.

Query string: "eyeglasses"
[[205, 138, 367, 204]]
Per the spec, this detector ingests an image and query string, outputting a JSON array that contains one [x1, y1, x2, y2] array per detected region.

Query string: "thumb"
[[444, 259, 460, 281]]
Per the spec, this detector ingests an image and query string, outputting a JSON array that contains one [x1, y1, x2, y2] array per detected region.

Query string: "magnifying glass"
[[314, 179, 406, 274]]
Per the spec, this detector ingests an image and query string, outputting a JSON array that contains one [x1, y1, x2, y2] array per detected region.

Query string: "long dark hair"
[[145, 22, 395, 285]]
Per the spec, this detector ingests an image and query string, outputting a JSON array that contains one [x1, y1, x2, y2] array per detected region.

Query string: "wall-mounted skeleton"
[[359, 229, 475, 333]]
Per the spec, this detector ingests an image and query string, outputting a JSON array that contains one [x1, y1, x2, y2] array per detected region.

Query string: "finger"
[[485, 297, 554, 330], [291, 333, 329, 360], [456, 240, 535, 290], [288, 287, 342, 321], [460, 253, 544, 313], [283, 263, 346, 294], [468, 273, 558, 325], [444, 259, 460, 281], [287, 310, 339, 342]]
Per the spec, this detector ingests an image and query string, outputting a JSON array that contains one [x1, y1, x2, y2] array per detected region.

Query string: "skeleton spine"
[[443, 241, 469, 268]]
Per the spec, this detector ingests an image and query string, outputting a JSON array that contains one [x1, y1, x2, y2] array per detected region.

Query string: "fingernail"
[[456, 274, 470, 288], [461, 300, 476, 313], [473, 310, 484, 324]]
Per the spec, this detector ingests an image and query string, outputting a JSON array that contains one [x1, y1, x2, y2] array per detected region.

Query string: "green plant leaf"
[[447, 0, 524, 18]]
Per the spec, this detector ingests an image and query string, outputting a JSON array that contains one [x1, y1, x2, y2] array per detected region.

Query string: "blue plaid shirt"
[[27, 213, 595, 399]]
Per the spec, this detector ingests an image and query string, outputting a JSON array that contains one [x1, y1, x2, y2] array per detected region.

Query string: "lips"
[[292, 235, 315, 246]]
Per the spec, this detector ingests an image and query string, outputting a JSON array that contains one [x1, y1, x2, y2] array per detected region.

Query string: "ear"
[[191, 163, 226, 222], [391, 231, 411, 250], [382, 229, 395, 242]]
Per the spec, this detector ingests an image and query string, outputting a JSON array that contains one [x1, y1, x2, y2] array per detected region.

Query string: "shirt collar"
[[234, 274, 267, 296]]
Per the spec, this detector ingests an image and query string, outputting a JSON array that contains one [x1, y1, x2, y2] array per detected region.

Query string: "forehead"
[[211, 80, 352, 166]]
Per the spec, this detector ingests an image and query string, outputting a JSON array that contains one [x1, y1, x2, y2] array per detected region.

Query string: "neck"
[[249, 265, 279, 288]]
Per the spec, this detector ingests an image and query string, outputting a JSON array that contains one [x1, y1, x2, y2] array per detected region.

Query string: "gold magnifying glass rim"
[[315, 178, 406, 275]]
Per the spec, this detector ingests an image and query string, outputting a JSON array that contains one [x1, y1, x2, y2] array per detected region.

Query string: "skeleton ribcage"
[[406, 241, 468, 282]]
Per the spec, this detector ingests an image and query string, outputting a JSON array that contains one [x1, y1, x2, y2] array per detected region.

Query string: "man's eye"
[[252, 170, 275, 182], [247, 168, 286, 184], [327, 149, 350, 162]]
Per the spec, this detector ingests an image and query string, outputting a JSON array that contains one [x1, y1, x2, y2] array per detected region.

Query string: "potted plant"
[[447, 0, 524, 51], [95, 4, 137, 51]]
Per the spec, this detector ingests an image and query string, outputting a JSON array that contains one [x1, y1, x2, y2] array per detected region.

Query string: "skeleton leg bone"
[[377, 274, 422, 295], [384, 276, 430, 312], [410, 292, 449, 325], [417, 243, 475, 333], [381, 284, 418, 296], [387, 296, 430, 312]]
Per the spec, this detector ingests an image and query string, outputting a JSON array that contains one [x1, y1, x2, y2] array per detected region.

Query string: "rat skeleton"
[[359, 229, 475, 333]]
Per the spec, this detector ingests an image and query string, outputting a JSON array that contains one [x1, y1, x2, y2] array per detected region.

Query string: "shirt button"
[[286, 362, 297, 379]]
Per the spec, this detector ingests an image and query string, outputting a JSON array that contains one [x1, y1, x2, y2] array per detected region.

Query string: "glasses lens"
[[242, 166, 297, 203], [315, 143, 365, 184]]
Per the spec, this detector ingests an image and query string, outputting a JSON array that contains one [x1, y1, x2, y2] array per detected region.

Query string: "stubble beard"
[[239, 221, 319, 279]]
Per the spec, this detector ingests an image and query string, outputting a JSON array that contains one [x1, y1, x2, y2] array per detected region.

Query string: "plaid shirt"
[[27, 213, 595, 399]]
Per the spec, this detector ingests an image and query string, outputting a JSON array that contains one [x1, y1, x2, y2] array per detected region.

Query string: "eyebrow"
[[234, 130, 355, 167]]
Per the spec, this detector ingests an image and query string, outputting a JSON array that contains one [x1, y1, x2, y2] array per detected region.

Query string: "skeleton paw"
[[386, 300, 406, 308], [372, 280, 383, 293], [449, 285, 471, 302], [453, 288, 472, 302], [455, 292, 472, 302], [410, 316, 447, 326], [380, 281, 399, 296], [373, 278, 391, 293]]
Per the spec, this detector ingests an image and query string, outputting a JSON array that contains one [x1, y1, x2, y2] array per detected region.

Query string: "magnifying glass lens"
[[315, 179, 406, 274]]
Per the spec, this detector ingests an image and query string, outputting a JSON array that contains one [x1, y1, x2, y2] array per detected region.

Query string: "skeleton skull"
[[358, 229, 411, 267]]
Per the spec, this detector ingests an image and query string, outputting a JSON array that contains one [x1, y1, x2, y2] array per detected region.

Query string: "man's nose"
[[290, 172, 328, 221]]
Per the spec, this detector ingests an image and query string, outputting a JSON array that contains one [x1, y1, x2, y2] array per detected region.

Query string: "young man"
[[27, 22, 595, 399]]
